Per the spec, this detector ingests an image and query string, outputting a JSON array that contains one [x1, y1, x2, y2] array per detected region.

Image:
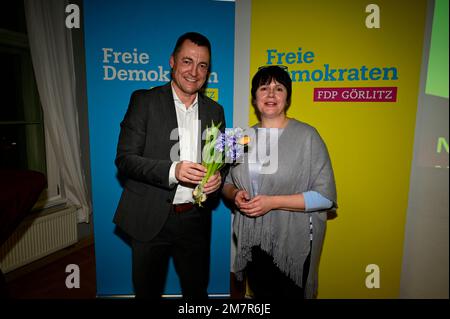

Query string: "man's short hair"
[[172, 32, 212, 59]]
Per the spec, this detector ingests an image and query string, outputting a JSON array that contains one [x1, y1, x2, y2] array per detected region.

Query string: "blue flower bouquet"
[[193, 121, 249, 206]]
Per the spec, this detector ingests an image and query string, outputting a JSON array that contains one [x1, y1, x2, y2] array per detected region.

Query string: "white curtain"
[[24, 0, 91, 223]]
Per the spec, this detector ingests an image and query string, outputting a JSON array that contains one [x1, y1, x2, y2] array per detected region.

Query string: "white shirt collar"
[[171, 82, 199, 111]]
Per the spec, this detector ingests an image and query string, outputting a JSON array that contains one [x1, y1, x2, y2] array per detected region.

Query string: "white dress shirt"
[[168, 83, 200, 204]]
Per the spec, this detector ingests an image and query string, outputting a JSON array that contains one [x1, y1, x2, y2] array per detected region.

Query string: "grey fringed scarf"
[[226, 119, 337, 298]]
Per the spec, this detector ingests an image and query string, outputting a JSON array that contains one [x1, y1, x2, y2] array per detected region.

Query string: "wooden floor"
[[4, 238, 97, 299], [2, 237, 245, 299]]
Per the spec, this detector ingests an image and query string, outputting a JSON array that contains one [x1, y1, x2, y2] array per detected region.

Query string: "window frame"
[[0, 28, 66, 210]]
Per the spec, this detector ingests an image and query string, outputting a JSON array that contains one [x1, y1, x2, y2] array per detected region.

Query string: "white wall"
[[400, 0, 449, 299]]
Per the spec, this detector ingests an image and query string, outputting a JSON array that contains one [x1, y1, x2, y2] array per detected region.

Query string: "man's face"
[[170, 40, 210, 98]]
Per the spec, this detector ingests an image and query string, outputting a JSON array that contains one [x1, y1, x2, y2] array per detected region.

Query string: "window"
[[0, 1, 64, 208], [0, 43, 46, 174]]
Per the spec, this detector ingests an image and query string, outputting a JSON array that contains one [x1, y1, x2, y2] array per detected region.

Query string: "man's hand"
[[175, 161, 206, 184], [203, 171, 221, 194]]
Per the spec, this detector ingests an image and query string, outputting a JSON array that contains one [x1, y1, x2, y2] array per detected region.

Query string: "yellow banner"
[[250, 0, 427, 298]]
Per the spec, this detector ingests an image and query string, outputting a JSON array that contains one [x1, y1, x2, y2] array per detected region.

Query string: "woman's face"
[[254, 79, 288, 119]]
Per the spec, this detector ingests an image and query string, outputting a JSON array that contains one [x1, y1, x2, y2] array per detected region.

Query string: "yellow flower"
[[238, 135, 250, 145]]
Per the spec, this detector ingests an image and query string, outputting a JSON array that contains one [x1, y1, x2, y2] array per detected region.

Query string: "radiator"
[[0, 205, 78, 273]]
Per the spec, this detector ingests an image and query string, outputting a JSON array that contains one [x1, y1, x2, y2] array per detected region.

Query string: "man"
[[113, 32, 225, 299]]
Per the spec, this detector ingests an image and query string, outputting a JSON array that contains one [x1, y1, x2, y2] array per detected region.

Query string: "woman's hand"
[[234, 189, 250, 209], [239, 195, 274, 217]]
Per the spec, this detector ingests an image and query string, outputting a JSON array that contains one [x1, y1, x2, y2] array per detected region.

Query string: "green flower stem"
[[200, 161, 224, 186]]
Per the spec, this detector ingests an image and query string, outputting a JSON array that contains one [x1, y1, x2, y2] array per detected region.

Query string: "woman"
[[223, 65, 337, 299]]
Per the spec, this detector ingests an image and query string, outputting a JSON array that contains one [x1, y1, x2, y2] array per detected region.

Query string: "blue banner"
[[84, 0, 235, 296]]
